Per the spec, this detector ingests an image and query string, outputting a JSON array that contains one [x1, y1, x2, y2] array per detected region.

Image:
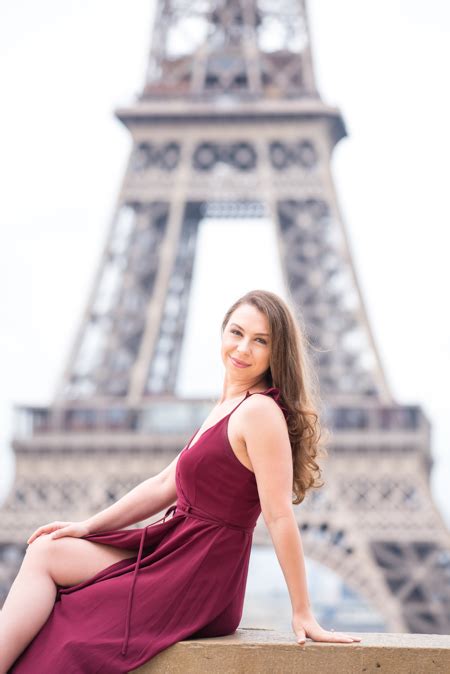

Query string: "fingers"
[[333, 631, 361, 642], [293, 624, 362, 645], [27, 522, 63, 544], [324, 631, 360, 643], [51, 527, 70, 540], [305, 630, 361, 644], [296, 629, 306, 645], [27, 527, 51, 545]]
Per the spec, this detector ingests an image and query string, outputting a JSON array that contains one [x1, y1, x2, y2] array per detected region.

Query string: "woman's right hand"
[[27, 520, 91, 545]]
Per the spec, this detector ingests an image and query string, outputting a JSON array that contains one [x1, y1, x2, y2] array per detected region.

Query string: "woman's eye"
[[231, 329, 266, 345]]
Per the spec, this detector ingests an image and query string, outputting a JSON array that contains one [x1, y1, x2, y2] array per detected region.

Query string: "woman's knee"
[[24, 533, 54, 565], [24, 535, 77, 575]]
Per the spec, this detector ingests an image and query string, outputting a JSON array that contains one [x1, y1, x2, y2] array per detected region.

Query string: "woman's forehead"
[[229, 305, 270, 332]]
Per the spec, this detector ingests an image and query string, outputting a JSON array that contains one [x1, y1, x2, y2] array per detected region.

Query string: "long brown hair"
[[221, 289, 328, 505]]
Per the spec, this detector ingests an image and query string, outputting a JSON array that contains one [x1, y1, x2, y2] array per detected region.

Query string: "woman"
[[1, 289, 361, 673]]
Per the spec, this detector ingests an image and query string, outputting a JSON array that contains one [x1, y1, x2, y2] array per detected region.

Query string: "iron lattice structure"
[[1, 0, 449, 634]]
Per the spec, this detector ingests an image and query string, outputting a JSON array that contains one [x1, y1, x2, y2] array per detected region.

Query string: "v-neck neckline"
[[184, 387, 273, 453]]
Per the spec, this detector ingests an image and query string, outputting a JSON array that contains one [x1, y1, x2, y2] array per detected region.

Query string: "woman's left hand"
[[292, 609, 362, 644]]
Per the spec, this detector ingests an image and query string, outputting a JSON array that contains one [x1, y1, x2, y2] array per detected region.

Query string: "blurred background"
[[1, 0, 449, 632]]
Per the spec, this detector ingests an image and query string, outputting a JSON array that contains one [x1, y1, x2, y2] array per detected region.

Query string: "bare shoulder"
[[243, 392, 286, 420], [234, 392, 288, 437]]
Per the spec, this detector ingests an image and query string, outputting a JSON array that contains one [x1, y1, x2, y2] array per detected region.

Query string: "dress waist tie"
[[175, 500, 255, 535], [121, 504, 177, 657]]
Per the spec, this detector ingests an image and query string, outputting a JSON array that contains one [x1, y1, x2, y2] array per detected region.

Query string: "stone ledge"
[[132, 627, 450, 673]]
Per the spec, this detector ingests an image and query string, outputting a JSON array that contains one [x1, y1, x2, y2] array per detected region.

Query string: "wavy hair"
[[221, 289, 328, 505]]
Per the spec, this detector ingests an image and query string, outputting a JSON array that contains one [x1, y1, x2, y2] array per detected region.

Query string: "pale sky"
[[1, 0, 450, 531]]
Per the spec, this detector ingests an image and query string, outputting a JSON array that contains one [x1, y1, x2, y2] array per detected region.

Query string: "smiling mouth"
[[231, 356, 250, 367]]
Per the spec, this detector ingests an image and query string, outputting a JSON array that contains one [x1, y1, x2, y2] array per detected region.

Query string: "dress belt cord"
[[121, 504, 176, 657]]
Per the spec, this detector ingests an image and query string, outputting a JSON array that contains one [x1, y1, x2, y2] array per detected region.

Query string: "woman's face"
[[221, 303, 271, 382]]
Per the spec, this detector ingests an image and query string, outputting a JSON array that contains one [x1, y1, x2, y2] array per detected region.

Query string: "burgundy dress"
[[10, 387, 288, 674]]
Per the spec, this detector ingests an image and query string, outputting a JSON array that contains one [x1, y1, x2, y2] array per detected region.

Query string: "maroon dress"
[[10, 387, 288, 674]]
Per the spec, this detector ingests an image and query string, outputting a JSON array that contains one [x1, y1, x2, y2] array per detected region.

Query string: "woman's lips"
[[230, 356, 251, 368]]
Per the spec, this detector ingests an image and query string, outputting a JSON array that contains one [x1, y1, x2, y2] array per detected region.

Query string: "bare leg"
[[0, 535, 135, 673]]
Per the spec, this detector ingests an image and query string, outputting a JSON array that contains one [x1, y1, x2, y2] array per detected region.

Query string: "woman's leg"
[[0, 534, 135, 672]]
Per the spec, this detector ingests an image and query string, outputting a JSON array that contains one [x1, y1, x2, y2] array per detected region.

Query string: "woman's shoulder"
[[241, 386, 290, 422]]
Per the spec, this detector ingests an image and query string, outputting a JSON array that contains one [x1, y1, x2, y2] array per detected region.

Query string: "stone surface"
[[132, 627, 450, 673]]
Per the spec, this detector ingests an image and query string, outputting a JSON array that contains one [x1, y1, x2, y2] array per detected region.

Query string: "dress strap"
[[229, 389, 251, 414], [185, 391, 252, 451], [185, 388, 287, 453], [227, 387, 279, 421]]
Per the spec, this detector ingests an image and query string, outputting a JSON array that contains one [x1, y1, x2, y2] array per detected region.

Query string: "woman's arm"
[[241, 396, 361, 644], [84, 451, 180, 534]]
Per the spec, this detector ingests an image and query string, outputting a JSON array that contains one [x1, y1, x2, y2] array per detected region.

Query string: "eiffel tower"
[[2, 0, 450, 634]]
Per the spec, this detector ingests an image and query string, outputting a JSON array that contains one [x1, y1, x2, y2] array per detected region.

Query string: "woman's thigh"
[[25, 534, 136, 588]]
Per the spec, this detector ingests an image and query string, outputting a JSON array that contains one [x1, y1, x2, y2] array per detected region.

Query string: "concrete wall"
[[133, 627, 450, 673]]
